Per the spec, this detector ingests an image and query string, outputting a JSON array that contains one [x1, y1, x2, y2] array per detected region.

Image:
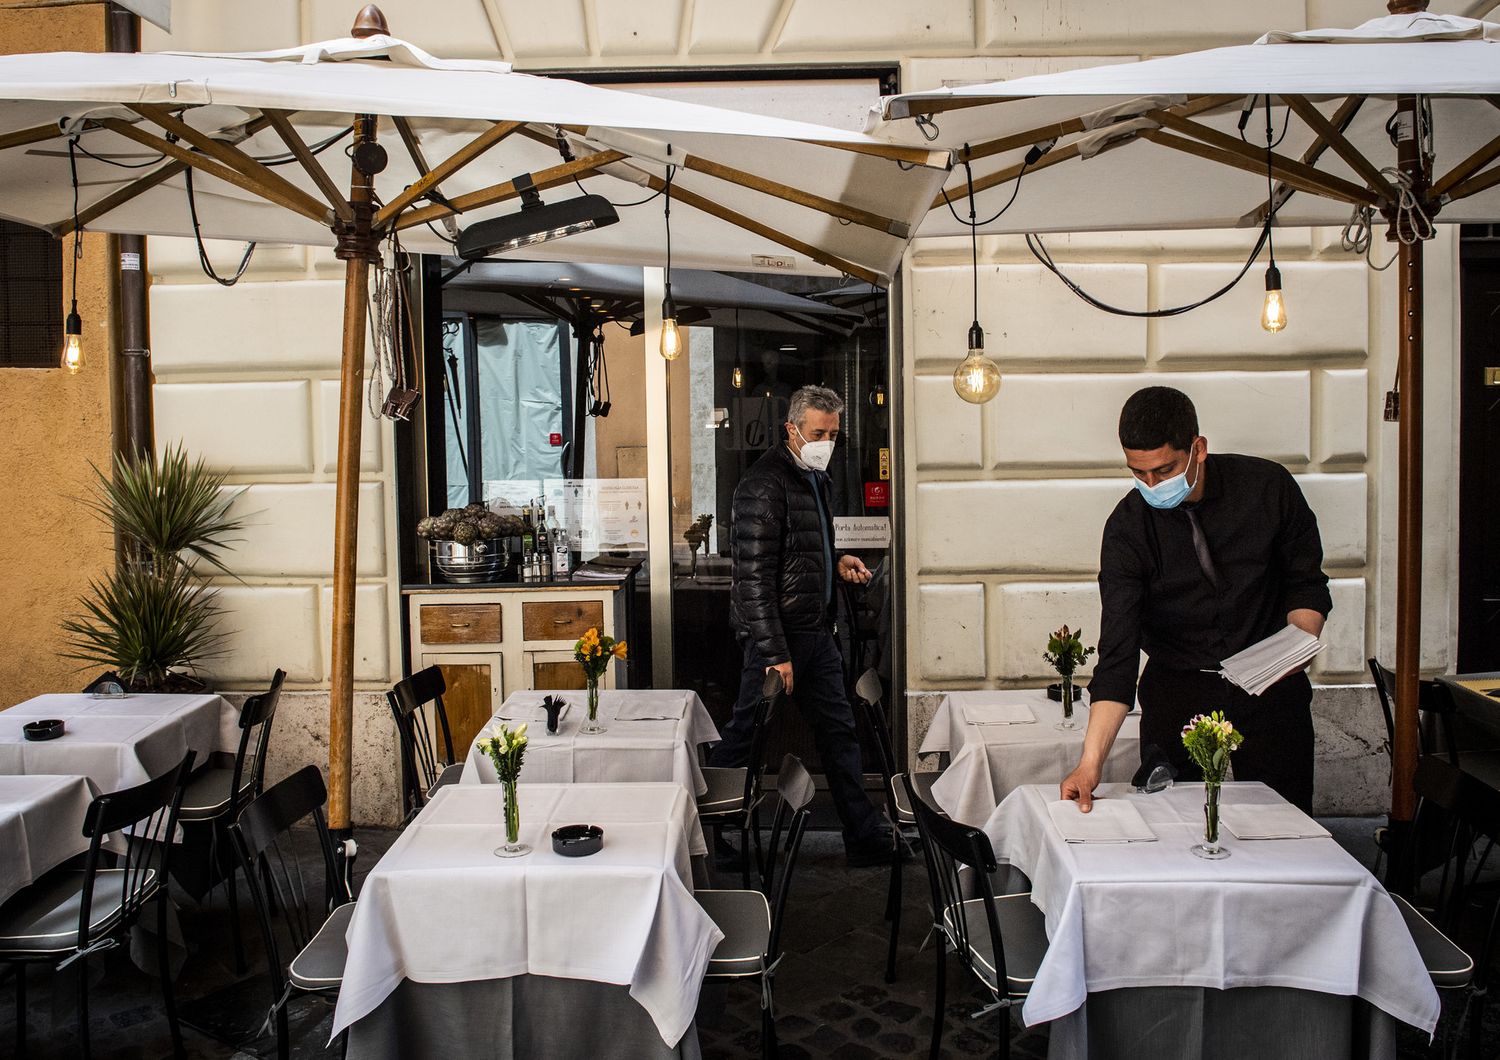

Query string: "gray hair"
[[787, 385, 845, 427]]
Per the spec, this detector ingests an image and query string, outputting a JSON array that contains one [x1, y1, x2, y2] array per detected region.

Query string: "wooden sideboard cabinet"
[[403, 582, 628, 754]]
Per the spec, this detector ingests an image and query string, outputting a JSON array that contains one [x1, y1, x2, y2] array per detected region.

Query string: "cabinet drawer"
[[419, 604, 502, 645], [522, 599, 604, 641]]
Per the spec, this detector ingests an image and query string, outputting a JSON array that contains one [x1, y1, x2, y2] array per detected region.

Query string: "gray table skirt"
[[346, 975, 703, 1060], [1046, 985, 1398, 1060]]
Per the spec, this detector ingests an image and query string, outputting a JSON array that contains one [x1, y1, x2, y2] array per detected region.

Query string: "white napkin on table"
[[1221, 803, 1331, 840], [962, 702, 1037, 726], [613, 695, 689, 721], [496, 698, 570, 723], [1046, 798, 1156, 843]]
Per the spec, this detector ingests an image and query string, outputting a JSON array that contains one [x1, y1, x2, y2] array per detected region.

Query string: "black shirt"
[[1088, 453, 1333, 707]]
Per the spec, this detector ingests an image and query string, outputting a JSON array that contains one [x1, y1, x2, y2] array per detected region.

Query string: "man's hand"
[[1060, 762, 1102, 813], [768, 660, 794, 695], [838, 554, 872, 585]]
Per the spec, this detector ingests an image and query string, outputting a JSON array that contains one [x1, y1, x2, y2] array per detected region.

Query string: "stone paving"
[[0, 817, 1492, 1058]]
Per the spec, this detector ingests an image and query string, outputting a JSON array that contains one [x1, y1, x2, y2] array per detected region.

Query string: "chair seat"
[[941, 893, 1048, 998], [427, 761, 465, 797], [178, 765, 248, 820], [697, 767, 748, 817], [892, 772, 940, 824], [288, 901, 356, 992], [1392, 894, 1474, 990], [697, 888, 771, 979], [0, 868, 153, 956]]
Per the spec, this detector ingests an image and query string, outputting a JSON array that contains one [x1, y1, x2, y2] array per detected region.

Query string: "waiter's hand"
[[838, 554, 872, 584], [1060, 762, 1102, 813], [767, 660, 794, 695]]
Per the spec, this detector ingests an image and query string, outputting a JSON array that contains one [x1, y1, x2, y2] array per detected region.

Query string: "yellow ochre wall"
[[0, 1, 116, 705]]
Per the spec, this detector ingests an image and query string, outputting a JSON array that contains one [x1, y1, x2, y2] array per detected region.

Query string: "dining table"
[[918, 689, 1141, 826], [0, 773, 99, 906], [980, 781, 1439, 1059], [460, 689, 720, 796], [337, 781, 719, 1059], [0, 693, 238, 792]]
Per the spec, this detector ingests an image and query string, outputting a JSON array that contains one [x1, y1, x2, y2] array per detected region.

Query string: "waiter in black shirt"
[[1060, 386, 1332, 813]]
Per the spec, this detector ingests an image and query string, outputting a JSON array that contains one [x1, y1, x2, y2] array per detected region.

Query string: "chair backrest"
[[739, 668, 784, 815], [902, 773, 1009, 995], [852, 667, 897, 782], [230, 668, 286, 807], [231, 766, 345, 1000], [78, 750, 196, 950], [1368, 659, 1397, 753], [761, 754, 815, 963], [387, 665, 454, 820], [1369, 659, 1460, 764]]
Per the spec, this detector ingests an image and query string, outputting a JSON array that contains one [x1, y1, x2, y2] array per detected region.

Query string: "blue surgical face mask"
[[1132, 448, 1200, 510]]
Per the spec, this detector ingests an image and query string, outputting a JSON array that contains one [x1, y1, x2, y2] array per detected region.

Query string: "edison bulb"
[[660, 316, 682, 360], [953, 321, 1000, 404], [61, 332, 83, 374], [731, 364, 744, 389], [1261, 264, 1287, 333]]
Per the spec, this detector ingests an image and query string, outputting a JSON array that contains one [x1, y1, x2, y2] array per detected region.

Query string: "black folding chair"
[[851, 667, 937, 983], [904, 775, 1047, 1060], [698, 667, 782, 888], [230, 765, 353, 1060], [175, 668, 285, 971], [387, 665, 463, 823], [0, 750, 195, 1060], [698, 754, 816, 1060]]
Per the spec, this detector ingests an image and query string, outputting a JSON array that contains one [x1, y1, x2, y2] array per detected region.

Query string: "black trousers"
[[709, 630, 884, 846], [1137, 661, 1316, 813]]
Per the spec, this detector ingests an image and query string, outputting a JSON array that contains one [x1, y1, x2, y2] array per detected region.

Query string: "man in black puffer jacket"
[[711, 385, 890, 866]]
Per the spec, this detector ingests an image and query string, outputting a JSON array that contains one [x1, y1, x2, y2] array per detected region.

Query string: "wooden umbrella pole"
[[328, 112, 384, 838]]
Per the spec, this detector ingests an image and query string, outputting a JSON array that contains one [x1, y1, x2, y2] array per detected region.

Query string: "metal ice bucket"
[[431, 538, 510, 583]]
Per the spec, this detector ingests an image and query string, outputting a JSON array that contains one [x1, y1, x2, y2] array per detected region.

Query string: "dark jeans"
[[709, 630, 885, 846], [1138, 661, 1316, 813]]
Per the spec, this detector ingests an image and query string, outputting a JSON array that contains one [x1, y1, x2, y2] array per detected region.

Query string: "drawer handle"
[[552, 616, 572, 625], [450, 622, 472, 629]]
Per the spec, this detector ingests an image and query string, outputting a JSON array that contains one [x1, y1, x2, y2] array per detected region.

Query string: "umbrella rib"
[[1145, 123, 1376, 207], [960, 95, 1234, 166], [262, 110, 355, 223], [54, 159, 187, 236], [373, 120, 524, 229], [929, 139, 1083, 211], [1283, 96, 1397, 205], [1430, 130, 1500, 202], [1443, 162, 1500, 204], [128, 104, 334, 226], [680, 153, 911, 237], [630, 165, 882, 286], [0, 121, 64, 153], [391, 150, 628, 232], [796, 139, 950, 168], [98, 117, 332, 225]]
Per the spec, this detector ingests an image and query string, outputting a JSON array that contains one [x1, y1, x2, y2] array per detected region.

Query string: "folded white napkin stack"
[[1046, 798, 1157, 843], [962, 702, 1037, 726], [1217, 624, 1324, 696], [1220, 803, 1331, 840]]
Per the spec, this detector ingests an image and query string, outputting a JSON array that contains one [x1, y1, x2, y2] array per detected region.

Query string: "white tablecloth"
[[332, 782, 720, 1047], [0, 774, 98, 905], [0, 694, 238, 791], [460, 690, 720, 796], [982, 782, 1440, 1033], [919, 690, 1141, 826]]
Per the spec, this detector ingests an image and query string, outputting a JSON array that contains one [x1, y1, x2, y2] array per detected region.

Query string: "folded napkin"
[[1220, 803, 1331, 840], [962, 702, 1037, 726], [1046, 798, 1156, 843], [496, 697, 571, 723], [1217, 624, 1324, 697], [612, 695, 688, 721]]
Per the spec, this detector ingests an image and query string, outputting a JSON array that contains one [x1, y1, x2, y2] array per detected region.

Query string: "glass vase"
[[578, 678, 607, 735], [494, 776, 530, 857], [1055, 674, 1077, 731], [1191, 780, 1229, 860]]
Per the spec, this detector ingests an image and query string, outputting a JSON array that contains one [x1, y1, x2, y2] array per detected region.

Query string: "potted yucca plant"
[[62, 444, 244, 692]]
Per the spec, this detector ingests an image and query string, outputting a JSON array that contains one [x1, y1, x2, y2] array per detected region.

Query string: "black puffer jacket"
[[730, 443, 835, 664]]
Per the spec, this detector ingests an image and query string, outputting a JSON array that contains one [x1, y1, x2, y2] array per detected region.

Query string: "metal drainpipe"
[[107, 4, 154, 466]]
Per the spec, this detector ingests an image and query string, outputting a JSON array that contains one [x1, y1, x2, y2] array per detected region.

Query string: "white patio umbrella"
[[872, 2, 1500, 867], [0, 4, 950, 840]]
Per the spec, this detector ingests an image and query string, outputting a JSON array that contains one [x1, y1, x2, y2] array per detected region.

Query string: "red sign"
[[864, 481, 890, 508], [548, 432, 563, 447]]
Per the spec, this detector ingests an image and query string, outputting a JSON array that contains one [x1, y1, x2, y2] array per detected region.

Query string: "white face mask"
[[792, 425, 835, 472]]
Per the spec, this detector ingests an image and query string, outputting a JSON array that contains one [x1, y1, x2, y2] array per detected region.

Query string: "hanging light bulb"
[[660, 290, 682, 361], [953, 321, 1001, 404], [731, 364, 744, 389], [60, 300, 83, 374], [869, 382, 886, 408], [1261, 263, 1287, 333]]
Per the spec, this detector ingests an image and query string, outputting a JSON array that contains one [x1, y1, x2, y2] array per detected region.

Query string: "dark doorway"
[[1457, 226, 1500, 672]]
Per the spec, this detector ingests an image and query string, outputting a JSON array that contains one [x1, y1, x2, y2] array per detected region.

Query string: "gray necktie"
[[1184, 509, 1219, 589]]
